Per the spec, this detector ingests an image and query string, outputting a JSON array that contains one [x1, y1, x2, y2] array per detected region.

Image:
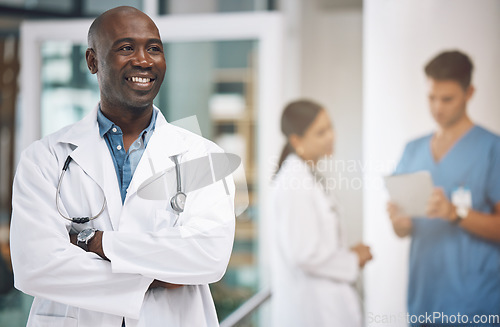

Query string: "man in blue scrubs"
[[388, 51, 500, 326]]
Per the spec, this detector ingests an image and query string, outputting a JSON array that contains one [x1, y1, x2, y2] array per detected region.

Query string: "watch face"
[[172, 192, 186, 212], [457, 206, 469, 219], [77, 228, 95, 242]]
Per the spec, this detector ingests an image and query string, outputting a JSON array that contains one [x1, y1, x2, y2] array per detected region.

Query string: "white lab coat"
[[270, 154, 361, 327], [10, 106, 235, 327]]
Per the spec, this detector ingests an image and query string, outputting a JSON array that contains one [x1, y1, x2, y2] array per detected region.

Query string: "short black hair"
[[424, 50, 474, 90]]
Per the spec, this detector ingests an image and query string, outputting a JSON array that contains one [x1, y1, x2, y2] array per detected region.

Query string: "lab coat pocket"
[[155, 209, 178, 230], [31, 315, 77, 327]]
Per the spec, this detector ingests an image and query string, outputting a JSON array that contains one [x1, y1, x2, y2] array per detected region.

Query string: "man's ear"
[[86, 48, 98, 74], [465, 84, 475, 101]]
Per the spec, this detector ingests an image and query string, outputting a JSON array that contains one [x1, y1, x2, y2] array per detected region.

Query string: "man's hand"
[[69, 233, 78, 246], [149, 280, 184, 290], [70, 231, 108, 260], [426, 188, 456, 221], [387, 202, 412, 237], [350, 243, 373, 268], [88, 231, 108, 260]]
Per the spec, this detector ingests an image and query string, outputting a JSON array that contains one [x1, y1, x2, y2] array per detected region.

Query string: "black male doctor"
[[10, 6, 235, 327]]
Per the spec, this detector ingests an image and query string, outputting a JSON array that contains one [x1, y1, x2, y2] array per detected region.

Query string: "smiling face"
[[86, 7, 166, 112], [427, 78, 474, 129]]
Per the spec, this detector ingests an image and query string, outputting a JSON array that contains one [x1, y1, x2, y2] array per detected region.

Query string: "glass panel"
[[1, 0, 74, 14], [0, 291, 32, 327], [41, 41, 99, 136], [83, 0, 143, 16], [37, 38, 260, 323], [164, 0, 272, 15], [0, 0, 143, 16]]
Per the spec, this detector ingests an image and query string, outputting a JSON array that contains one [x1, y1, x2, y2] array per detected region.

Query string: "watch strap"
[[77, 239, 89, 251], [453, 206, 469, 224]]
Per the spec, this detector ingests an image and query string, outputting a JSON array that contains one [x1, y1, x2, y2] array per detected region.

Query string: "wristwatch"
[[453, 206, 469, 224], [77, 228, 97, 251]]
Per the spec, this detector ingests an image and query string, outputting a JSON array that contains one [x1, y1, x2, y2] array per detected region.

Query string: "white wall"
[[363, 0, 500, 325], [291, 0, 364, 251]]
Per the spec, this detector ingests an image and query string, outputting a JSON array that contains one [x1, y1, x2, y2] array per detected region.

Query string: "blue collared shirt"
[[97, 107, 158, 203]]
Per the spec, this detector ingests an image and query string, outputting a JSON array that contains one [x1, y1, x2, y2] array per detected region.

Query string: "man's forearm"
[[70, 231, 108, 260], [457, 210, 500, 242], [88, 231, 108, 260], [70, 232, 184, 290], [149, 280, 184, 289]]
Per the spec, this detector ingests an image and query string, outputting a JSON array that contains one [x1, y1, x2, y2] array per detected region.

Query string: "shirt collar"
[[97, 106, 115, 138], [142, 108, 158, 144], [97, 105, 158, 140]]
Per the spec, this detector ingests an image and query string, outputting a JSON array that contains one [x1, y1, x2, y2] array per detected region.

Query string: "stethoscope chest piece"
[[170, 154, 186, 213], [170, 191, 186, 213]]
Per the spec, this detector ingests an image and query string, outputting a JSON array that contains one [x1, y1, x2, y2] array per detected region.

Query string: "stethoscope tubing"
[[56, 153, 185, 224], [56, 156, 107, 224]]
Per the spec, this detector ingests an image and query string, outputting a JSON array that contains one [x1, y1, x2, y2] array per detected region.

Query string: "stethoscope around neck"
[[56, 154, 186, 224]]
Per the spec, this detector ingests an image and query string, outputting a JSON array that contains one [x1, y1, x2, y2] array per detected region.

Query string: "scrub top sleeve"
[[486, 139, 500, 206]]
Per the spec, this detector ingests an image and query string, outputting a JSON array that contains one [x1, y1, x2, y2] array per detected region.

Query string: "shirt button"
[[117, 145, 122, 150], [112, 127, 117, 133]]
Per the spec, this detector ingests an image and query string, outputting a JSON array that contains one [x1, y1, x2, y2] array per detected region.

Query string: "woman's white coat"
[[270, 154, 361, 327]]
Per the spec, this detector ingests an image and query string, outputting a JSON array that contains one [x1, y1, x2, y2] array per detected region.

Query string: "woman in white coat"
[[270, 100, 372, 327]]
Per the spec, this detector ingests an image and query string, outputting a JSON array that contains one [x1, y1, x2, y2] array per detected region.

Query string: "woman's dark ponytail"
[[275, 100, 323, 175], [276, 142, 294, 175]]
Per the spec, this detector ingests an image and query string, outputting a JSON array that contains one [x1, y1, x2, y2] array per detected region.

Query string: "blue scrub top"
[[394, 125, 500, 324]]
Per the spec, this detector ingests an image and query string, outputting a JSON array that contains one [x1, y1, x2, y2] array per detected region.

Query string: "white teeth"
[[129, 77, 151, 83]]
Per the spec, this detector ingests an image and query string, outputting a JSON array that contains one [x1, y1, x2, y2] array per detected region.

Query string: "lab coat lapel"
[[127, 113, 187, 199], [57, 105, 123, 230]]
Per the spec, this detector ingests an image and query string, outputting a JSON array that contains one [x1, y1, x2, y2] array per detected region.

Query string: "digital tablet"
[[384, 171, 434, 217]]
